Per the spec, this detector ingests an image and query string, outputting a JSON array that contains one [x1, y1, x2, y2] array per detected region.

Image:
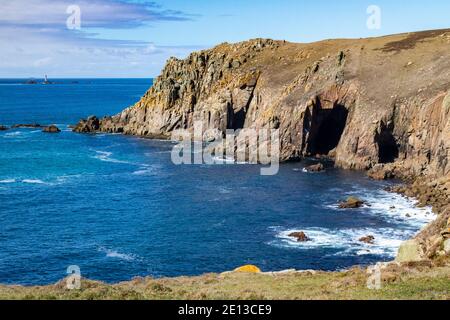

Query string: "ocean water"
[[0, 79, 435, 285]]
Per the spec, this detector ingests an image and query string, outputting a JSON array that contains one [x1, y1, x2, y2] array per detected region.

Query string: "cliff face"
[[74, 30, 450, 180], [74, 29, 450, 262]]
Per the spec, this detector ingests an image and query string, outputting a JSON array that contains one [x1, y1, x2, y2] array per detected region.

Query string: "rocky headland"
[[74, 29, 450, 263]]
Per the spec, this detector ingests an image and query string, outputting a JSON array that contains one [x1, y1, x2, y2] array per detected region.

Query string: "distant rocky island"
[[74, 29, 448, 263], [24, 75, 57, 85]]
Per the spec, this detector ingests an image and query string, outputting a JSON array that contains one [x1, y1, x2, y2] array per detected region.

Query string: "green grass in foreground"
[[1, 264, 449, 300]]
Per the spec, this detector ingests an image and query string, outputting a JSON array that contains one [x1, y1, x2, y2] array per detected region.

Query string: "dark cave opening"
[[232, 108, 247, 130], [376, 124, 399, 163], [307, 104, 349, 156]]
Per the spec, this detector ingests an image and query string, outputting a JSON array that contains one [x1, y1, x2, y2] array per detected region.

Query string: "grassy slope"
[[1, 264, 448, 300]]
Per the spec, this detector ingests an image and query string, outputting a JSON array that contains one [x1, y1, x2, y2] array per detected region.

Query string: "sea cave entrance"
[[305, 104, 349, 156], [376, 124, 399, 163]]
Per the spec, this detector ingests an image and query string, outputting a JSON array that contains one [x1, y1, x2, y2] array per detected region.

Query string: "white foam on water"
[[324, 189, 435, 229], [0, 179, 16, 183], [363, 189, 435, 227], [55, 174, 83, 184], [99, 247, 138, 262], [132, 166, 154, 176], [92, 150, 154, 172], [211, 156, 236, 164], [2, 130, 41, 138], [217, 186, 232, 194], [3, 176, 81, 186], [22, 179, 46, 184], [93, 150, 112, 160], [93, 150, 131, 165], [269, 226, 411, 257], [4, 131, 22, 137], [276, 187, 437, 257], [106, 250, 135, 261]]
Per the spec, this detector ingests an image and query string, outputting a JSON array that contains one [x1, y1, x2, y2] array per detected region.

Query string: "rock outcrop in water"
[[42, 125, 61, 133], [288, 232, 311, 242], [74, 29, 450, 262], [304, 163, 325, 173], [339, 196, 365, 209], [12, 124, 42, 129]]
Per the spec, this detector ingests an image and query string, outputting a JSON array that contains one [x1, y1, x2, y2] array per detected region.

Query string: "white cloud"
[[0, 0, 202, 77], [0, 0, 196, 29], [33, 57, 52, 67]]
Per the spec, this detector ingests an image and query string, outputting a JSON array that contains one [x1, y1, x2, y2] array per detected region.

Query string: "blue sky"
[[1, 0, 450, 78]]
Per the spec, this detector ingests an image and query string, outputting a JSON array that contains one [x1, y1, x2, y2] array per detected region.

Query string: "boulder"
[[339, 196, 365, 209], [367, 164, 394, 180], [359, 235, 375, 244], [396, 239, 425, 263], [0, 125, 8, 131], [42, 125, 61, 133], [234, 265, 261, 273], [288, 231, 311, 242], [305, 163, 325, 172]]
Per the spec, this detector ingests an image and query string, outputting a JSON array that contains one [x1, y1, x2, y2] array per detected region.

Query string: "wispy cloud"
[[0, 0, 202, 77], [0, 0, 198, 30]]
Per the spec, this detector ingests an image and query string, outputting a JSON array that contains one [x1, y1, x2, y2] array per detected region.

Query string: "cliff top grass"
[[1, 262, 448, 300]]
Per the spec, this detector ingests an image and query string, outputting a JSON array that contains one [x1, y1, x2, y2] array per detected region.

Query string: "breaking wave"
[[99, 247, 139, 262]]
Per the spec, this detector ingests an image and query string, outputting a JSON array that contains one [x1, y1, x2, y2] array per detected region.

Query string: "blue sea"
[[0, 79, 435, 285]]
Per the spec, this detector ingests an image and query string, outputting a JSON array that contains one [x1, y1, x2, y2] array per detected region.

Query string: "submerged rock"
[[339, 196, 365, 209], [11, 123, 42, 128], [304, 163, 325, 173], [43, 125, 61, 133], [288, 231, 311, 242]]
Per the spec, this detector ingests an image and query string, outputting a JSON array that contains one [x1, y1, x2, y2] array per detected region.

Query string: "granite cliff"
[[74, 29, 450, 261], [75, 30, 449, 177]]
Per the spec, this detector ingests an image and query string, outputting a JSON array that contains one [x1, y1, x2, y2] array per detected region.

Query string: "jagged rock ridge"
[[74, 30, 450, 180]]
